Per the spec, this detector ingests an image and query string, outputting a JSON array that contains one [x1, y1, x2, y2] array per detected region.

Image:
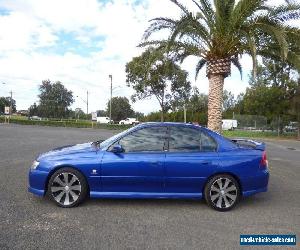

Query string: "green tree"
[[133, 111, 144, 121], [232, 93, 245, 115], [96, 110, 107, 117], [126, 47, 191, 121], [184, 87, 208, 123], [28, 102, 38, 117], [223, 90, 235, 112], [106, 96, 134, 122], [140, 87, 208, 124], [0, 96, 16, 113], [242, 59, 299, 132], [186, 88, 208, 113], [141, 0, 300, 132], [37, 80, 74, 118], [74, 108, 86, 119]]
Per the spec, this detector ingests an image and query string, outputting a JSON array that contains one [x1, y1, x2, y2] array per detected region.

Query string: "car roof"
[[137, 122, 201, 128]]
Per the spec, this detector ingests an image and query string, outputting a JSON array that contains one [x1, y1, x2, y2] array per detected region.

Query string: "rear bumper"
[[241, 169, 269, 197], [28, 186, 45, 196], [28, 169, 48, 196]]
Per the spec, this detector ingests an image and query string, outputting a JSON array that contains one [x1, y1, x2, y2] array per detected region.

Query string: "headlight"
[[31, 160, 40, 170]]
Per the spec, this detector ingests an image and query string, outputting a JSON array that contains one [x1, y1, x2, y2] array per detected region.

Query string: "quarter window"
[[168, 126, 217, 152], [116, 127, 167, 152], [200, 132, 217, 152]]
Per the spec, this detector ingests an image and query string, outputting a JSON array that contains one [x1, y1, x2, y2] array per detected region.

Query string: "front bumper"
[[28, 169, 49, 196]]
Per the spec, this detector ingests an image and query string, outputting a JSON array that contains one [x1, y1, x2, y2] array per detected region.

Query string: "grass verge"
[[0, 116, 131, 130], [223, 130, 298, 140]]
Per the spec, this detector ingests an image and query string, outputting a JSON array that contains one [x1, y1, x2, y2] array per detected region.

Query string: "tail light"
[[260, 151, 268, 168]]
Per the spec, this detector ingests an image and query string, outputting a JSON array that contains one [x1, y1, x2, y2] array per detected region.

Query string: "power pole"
[[109, 75, 112, 123], [10, 90, 13, 116], [86, 90, 89, 115], [183, 104, 187, 123]]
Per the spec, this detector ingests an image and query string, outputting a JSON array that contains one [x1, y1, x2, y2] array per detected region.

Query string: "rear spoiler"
[[231, 138, 265, 151]]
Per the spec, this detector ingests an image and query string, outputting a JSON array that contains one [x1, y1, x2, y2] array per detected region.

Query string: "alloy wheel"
[[210, 177, 238, 209], [50, 172, 82, 206]]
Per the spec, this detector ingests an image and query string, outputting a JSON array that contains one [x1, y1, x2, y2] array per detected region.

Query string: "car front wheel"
[[48, 167, 88, 208], [205, 174, 240, 211]]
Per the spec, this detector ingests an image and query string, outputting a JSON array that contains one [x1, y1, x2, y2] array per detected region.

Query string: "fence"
[[233, 114, 299, 138], [234, 115, 268, 130]]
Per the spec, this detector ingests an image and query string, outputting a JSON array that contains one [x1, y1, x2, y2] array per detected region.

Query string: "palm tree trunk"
[[207, 74, 224, 133]]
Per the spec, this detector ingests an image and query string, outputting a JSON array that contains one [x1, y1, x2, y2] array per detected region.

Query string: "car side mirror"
[[111, 144, 124, 154]]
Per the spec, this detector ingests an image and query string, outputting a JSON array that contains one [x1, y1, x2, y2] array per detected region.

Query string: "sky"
[[0, 0, 298, 114]]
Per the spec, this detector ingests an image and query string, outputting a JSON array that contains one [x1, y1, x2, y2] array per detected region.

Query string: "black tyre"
[[47, 167, 88, 208], [204, 174, 240, 212]]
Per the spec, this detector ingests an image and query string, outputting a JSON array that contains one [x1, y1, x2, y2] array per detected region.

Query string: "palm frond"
[[191, 0, 215, 26], [257, 43, 300, 71], [169, 0, 190, 15], [138, 40, 164, 48], [195, 59, 207, 80], [254, 20, 289, 59], [231, 0, 265, 30], [268, 3, 300, 22], [246, 33, 258, 78], [143, 17, 176, 40], [286, 50, 300, 70], [174, 45, 204, 63], [215, 0, 235, 29], [231, 56, 243, 80], [138, 39, 203, 63], [168, 13, 210, 48], [285, 26, 300, 46]]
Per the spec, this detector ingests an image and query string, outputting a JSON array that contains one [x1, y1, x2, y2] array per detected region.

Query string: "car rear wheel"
[[48, 167, 88, 208], [205, 174, 240, 211]]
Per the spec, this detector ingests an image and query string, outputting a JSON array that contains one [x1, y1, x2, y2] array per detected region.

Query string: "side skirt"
[[90, 191, 203, 199]]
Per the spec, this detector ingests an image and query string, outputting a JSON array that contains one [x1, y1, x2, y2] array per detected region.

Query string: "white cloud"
[[0, 11, 57, 51]]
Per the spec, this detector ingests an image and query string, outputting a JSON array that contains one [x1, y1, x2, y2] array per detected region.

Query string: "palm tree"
[[140, 0, 300, 132]]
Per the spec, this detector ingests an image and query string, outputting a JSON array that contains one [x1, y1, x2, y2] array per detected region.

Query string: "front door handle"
[[149, 161, 159, 166]]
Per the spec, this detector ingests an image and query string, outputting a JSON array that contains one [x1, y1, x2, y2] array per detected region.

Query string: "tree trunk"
[[160, 107, 164, 122], [160, 91, 164, 122], [207, 74, 225, 133]]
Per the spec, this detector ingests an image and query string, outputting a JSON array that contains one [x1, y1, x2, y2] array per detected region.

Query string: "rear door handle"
[[149, 161, 159, 166], [200, 161, 211, 165]]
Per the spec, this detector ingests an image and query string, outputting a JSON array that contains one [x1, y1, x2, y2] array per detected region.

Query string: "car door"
[[164, 126, 219, 194], [101, 126, 167, 193]]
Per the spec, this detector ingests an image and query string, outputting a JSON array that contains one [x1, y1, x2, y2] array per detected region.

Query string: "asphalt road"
[[0, 124, 299, 250]]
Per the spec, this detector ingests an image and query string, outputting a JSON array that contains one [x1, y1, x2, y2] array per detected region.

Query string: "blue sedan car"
[[28, 122, 269, 211]]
